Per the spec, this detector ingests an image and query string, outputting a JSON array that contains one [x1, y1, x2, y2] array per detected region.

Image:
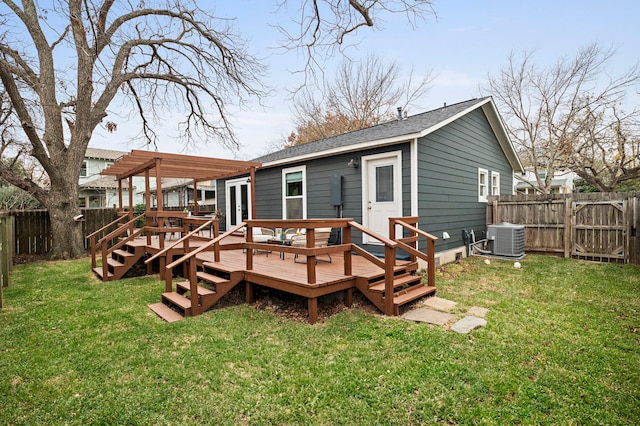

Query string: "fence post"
[[564, 196, 572, 258]]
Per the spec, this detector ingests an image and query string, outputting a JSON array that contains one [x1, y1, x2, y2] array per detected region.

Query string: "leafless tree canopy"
[[0, 0, 438, 258], [569, 105, 640, 191], [485, 44, 640, 193], [289, 54, 434, 145], [277, 0, 436, 79]]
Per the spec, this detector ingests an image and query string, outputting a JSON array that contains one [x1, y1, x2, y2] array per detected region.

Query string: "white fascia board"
[[260, 134, 420, 168]]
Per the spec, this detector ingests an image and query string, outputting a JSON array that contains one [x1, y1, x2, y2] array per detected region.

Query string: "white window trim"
[[282, 165, 307, 219], [80, 160, 88, 177], [478, 168, 489, 202], [491, 171, 500, 196]]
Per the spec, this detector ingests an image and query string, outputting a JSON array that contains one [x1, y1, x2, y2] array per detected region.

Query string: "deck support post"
[[343, 288, 353, 307], [308, 297, 318, 324], [245, 282, 254, 304]]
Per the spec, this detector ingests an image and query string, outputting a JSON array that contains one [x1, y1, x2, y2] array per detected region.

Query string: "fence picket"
[[488, 192, 639, 264]]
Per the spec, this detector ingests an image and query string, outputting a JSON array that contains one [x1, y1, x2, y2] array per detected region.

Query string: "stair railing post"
[[213, 220, 221, 262], [246, 224, 253, 271], [427, 238, 436, 287], [189, 258, 199, 316], [101, 239, 108, 281], [306, 228, 316, 284], [90, 234, 97, 269], [343, 225, 352, 276], [165, 261, 173, 293], [384, 244, 395, 316]]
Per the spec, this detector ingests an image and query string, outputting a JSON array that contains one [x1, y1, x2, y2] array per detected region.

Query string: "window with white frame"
[[478, 168, 489, 202], [491, 171, 500, 196], [282, 166, 306, 219], [80, 161, 88, 177]]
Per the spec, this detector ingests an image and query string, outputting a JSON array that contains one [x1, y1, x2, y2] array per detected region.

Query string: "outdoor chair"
[[291, 227, 332, 264], [250, 227, 275, 255]]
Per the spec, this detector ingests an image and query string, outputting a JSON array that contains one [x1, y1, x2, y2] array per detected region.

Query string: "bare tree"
[[0, 0, 268, 259], [277, 0, 436, 80], [289, 54, 434, 145], [568, 105, 640, 191], [485, 44, 640, 194], [0, 0, 437, 259]]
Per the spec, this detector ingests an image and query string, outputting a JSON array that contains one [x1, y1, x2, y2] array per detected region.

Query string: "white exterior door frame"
[[361, 151, 403, 244], [225, 177, 252, 229]]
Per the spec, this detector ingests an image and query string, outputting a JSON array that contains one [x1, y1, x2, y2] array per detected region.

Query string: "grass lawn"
[[1, 255, 639, 425]]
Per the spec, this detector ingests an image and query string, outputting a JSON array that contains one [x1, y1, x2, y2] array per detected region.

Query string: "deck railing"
[[86, 213, 131, 269], [390, 216, 438, 287], [145, 218, 220, 280], [161, 222, 246, 316], [148, 217, 437, 316]]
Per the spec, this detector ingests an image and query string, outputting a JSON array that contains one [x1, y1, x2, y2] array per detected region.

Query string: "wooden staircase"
[[148, 261, 243, 322], [356, 263, 436, 316], [92, 245, 145, 281]]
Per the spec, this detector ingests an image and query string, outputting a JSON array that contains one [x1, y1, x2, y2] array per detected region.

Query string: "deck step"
[[148, 302, 184, 322], [162, 292, 192, 311], [92, 267, 113, 279], [368, 274, 422, 293], [393, 285, 436, 306], [176, 281, 215, 296], [196, 271, 230, 285], [106, 257, 124, 268], [113, 249, 135, 258]]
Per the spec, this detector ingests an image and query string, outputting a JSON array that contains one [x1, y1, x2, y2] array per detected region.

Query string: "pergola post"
[[118, 179, 123, 212], [250, 167, 257, 219], [128, 177, 133, 216], [193, 179, 199, 216]]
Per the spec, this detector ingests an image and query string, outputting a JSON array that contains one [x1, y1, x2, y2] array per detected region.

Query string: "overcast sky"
[[88, 0, 640, 160]]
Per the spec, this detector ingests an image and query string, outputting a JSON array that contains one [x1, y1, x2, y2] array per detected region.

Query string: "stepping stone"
[[402, 307, 456, 325], [423, 296, 457, 312], [450, 316, 487, 334], [467, 306, 489, 318]]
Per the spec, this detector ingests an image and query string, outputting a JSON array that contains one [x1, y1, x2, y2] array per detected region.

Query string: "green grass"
[[1, 255, 639, 425]]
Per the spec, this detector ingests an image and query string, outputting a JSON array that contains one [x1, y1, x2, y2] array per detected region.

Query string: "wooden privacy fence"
[[0, 213, 15, 308], [13, 208, 119, 255], [487, 192, 640, 264]]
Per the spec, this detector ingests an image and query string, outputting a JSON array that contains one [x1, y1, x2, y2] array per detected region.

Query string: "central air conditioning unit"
[[487, 223, 525, 257]]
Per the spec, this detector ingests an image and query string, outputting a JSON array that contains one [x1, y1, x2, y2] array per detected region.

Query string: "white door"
[[225, 178, 251, 229], [363, 153, 402, 244]]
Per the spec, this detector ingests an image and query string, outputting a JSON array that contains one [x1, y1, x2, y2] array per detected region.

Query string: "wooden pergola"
[[100, 150, 261, 217]]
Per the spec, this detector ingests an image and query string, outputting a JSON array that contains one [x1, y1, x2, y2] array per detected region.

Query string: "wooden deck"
[[90, 217, 438, 323]]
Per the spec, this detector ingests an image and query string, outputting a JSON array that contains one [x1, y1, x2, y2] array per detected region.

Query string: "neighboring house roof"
[[253, 97, 524, 173], [85, 147, 127, 161], [79, 176, 133, 190], [147, 178, 216, 193]]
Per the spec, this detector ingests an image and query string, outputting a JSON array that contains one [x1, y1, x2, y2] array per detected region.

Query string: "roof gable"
[[254, 97, 523, 172]]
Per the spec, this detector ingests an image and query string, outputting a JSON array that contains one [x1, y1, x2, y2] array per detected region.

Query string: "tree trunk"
[[46, 185, 85, 260]]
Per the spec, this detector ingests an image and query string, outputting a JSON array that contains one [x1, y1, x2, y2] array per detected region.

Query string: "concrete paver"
[[422, 296, 457, 312], [402, 307, 456, 325], [450, 316, 487, 334]]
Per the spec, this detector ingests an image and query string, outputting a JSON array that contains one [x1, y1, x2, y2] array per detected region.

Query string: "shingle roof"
[[79, 176, 125, 189], [253, 98, 490, 164], [85, 147, 127, 161]]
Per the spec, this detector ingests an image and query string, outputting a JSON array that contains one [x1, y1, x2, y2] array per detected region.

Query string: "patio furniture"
[[251, 227, 275, 255], [291, 227, 332, 263]]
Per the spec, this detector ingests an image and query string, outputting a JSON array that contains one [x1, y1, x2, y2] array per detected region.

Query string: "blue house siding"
[[221, 98, 522, 260], [249, 143, 412, 245], [417, 108, 513, 253]]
